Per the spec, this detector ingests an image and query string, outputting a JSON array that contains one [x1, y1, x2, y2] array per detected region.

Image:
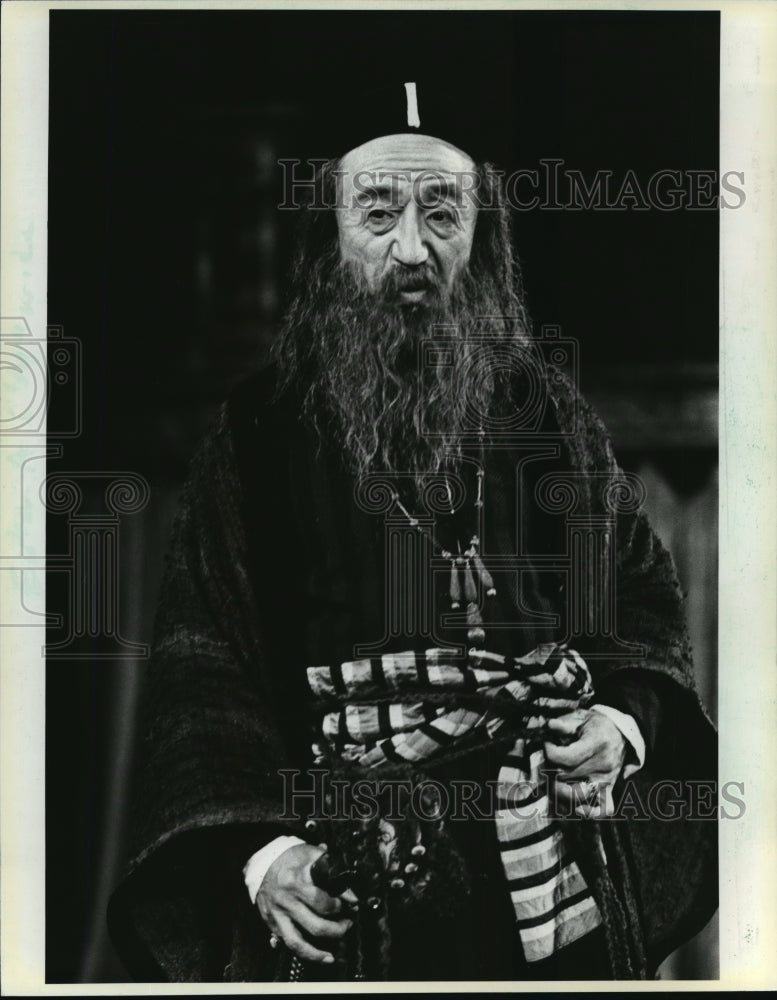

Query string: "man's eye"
[[428, 209, 456, 226], [366, 209, 394, 227]]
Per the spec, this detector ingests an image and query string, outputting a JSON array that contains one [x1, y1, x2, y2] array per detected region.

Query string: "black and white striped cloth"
[[308, 643, 604, 962]]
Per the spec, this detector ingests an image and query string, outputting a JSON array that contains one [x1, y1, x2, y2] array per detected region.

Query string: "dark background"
[[46, 9, 720, 982]]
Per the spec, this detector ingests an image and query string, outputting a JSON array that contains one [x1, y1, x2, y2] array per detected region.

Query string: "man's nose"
[[390, 207, 429, 267]]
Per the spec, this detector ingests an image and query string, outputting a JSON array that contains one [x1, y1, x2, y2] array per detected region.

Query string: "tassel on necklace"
[[470, 536, 497, 597], [462, 558, 478, 604], [442, 549, 462, 610], [391, 463, 497, 640]]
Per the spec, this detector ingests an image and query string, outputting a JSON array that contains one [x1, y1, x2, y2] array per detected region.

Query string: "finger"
[[552, 795, 594, 820], [559, 796, 609, 820], [551, 735, 624, 776], [544, 736, 596, 769], [552, 778, 602, 816], [303, 885, 345, 917], [277, 914, 336, 965], [553, 760, 610, 782], [559, 755, 621, 782], [256, 887, 288, 928], [290, 901, 353, 942], [546, 710, 588, 739], [557, 777, 615, 817], [552, 778, 582, 805], [339, 889, 359, 908]]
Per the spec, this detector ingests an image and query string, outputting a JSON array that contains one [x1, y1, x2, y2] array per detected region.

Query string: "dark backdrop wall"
[[46, 9, 719, 982]]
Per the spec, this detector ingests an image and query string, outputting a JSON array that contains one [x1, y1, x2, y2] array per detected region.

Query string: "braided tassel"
[[469, 536, 496, 597], [449, 559, 462, 609], [472, 551, 496, 597], [461, 548, 485, 637], [462, 560, 478, 604]]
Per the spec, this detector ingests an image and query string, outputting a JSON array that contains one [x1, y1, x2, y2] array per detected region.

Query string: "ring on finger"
[[269, 932, 281, 949], [580, 780, 599, 807]]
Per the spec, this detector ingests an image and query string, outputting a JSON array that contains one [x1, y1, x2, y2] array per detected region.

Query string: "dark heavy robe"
[[107, 363, 718, 982]]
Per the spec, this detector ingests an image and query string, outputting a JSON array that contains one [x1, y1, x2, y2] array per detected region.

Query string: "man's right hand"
[[255, 843, 356, 965]]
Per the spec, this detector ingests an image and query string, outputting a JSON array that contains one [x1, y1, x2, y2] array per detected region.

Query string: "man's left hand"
[[543, 708, 627, 819]]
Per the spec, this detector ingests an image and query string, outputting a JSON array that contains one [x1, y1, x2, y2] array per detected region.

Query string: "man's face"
[[335, 133, 478, 304]]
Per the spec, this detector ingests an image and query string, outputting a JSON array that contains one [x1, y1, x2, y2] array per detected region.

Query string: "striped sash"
[[308, 643, 604, 963]]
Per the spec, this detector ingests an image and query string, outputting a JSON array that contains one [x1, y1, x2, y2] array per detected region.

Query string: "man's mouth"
[[382, 267, 439, 305], [399, 288, 429, 303], [394, 276, 436, 304]]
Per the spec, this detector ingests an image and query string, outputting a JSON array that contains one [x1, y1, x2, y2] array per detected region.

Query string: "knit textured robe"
[[107, 363, 718, 982]]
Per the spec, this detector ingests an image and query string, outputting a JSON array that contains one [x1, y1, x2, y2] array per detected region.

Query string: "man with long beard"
[[108, 90, 717, 983]]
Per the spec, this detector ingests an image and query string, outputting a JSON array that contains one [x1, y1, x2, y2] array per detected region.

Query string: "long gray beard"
[[274, 251, 528, 495]]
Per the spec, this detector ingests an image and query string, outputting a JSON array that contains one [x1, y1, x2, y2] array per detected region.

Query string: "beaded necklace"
[[388, 441, 497, 648]]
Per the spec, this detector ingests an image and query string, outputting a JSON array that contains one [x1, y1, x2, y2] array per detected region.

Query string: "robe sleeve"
[[107, 403, 307, 982], [552, 375, 718, 970], [593, 668, 667, 759]]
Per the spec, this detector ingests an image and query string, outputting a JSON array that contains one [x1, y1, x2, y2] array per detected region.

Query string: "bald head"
[[340, 132, 475, 178]]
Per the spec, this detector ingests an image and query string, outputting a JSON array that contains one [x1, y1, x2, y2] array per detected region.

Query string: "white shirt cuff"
[[590, 704, 646, 779], [243, 835, 306, 906]]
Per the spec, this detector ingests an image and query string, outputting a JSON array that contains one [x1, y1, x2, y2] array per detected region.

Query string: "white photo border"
[[1, 0, 775, 993]]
